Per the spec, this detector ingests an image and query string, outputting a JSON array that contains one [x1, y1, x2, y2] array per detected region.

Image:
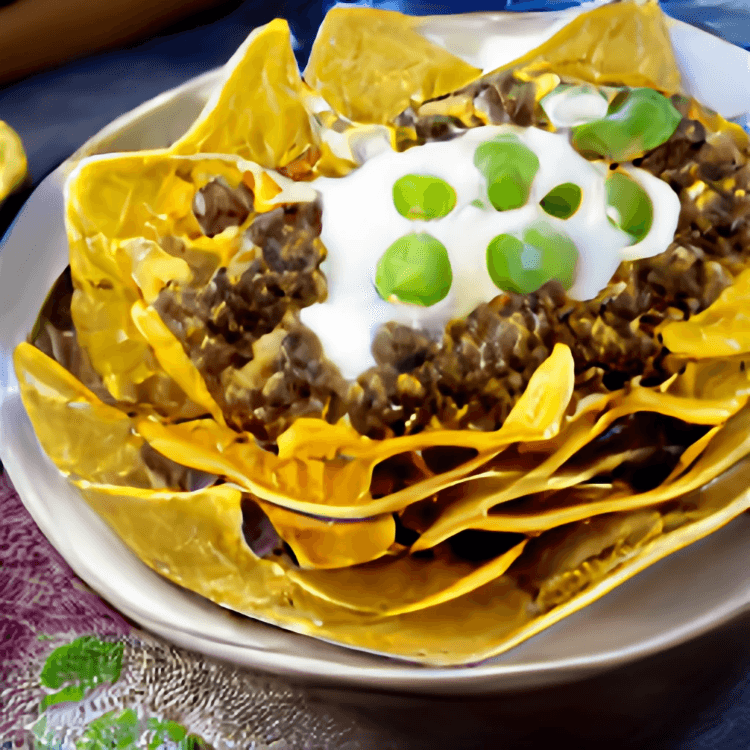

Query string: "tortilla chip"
[[257, 500, 396, 570], [285, 538, 527, 616], [75, 448, 750, 665], [304, 7, 482, 124], [494, 0, 681, 94], [135, 344, 574, 518], [78, 483, 300, 611], [65, 151, 315, 406], [412, 381, 748, 550], [171, 20, 317, 170], [14, 343, 154, 487], [477, 405, 750, 534], [659, 267, 750, 358], [130, 301, 227, 426]]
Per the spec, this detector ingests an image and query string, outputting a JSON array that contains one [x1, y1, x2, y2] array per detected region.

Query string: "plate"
[[2, 7, 750, 695]]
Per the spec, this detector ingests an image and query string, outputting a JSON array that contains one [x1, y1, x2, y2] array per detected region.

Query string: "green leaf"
[[540, 182, 582, 219], [572, 87, 681, 161], [40, 636, 123, 692], [486, 224, 578, 294], [147, 718, 188, 749], [393, 174, 456, 220], [77, 709, 139, 750], [474, 134, 539, 211], [605, 171, 653, 243], [40, 684, 86, 711], [375, 233, 452, 306]]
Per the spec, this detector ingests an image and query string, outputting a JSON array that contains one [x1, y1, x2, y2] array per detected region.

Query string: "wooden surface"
[[0, 0, 233, 85]]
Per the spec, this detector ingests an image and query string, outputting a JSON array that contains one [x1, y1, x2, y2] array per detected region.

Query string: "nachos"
[[14, 1, 750, 665]]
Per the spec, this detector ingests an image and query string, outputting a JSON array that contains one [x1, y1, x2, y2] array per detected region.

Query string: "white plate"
[[2, 8, 750, 695]]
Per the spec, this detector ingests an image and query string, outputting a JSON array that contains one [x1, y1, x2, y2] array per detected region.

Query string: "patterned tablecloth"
[[2, 1, 750, 748], [0, 470, 405, 750]]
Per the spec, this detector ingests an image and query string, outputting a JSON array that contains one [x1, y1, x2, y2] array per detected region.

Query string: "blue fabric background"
[[1, 1, 750, 747]]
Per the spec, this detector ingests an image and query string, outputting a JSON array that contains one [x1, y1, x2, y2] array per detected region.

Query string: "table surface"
[[2, 1, 750, 748]]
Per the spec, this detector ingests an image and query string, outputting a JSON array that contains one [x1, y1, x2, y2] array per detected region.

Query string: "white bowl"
[[2, 7, 750, 695]]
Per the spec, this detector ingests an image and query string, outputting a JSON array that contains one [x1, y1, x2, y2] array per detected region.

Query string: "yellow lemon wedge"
[[0, 120, 28, 202]]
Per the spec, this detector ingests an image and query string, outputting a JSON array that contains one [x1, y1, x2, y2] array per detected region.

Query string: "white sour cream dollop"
[[300, 124, 680, 380]]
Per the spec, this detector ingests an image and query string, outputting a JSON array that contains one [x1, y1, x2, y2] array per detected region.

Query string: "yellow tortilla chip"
[[285, 538, 527, 616], [304, 7, 482, 124], [65, 150, 315, 406], [130, 301, 227, 426], [494, 0, 681, 93], [171, 19, 316, 170], [75, 448, 750, 665], [476, 405, 750, 534], [659, 267, 750, 357], [14, 343, 154, 487], [136, 344, 574, 518], [413, 382, 748, 550], [78, 483, 300, 612], [257, 500, 396, 570]]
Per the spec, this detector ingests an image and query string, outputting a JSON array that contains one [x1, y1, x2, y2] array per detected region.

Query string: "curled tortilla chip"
[[257, 500, 396, 570], [75, 447, 750, 665], [65, 150, 316, 406], [659, 267, 750, 357], [304, 7, 482, 125], [15, 343, 154, 487], [131, 301, 226, 426], [493, 0, 681, 94], [661, 425, 722, 484], [286, 538, 527, 617], [77, 483, 301, 612], [413, 382, 748, 550], [171, 20, 316, 170], [136, 344, 574, 518], [477, 405, 750, 534]]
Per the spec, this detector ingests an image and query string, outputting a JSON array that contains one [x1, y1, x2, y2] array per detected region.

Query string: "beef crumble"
[[155, 196, 347, 449]]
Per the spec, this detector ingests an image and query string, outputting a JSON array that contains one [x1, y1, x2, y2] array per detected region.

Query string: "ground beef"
[[193, 178, 255, 237], [155, 198, 347, 448], [348, 287, 569, 438]]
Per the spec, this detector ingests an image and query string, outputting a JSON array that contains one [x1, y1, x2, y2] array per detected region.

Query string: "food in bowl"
[[13, 0, 750, 665]]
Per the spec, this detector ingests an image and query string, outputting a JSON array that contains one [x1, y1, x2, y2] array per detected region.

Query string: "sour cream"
[[300, 124, 680, 380]]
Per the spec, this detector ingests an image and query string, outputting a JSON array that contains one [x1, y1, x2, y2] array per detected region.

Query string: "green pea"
[[572, 87, 682, 161], [474, 134, 540, 211], [393, 174, 457, 220], [605, 171, 653, 243], [540, 182, 582, 219], [376, 233, 452, 306], [487, 224, 578, 294]]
